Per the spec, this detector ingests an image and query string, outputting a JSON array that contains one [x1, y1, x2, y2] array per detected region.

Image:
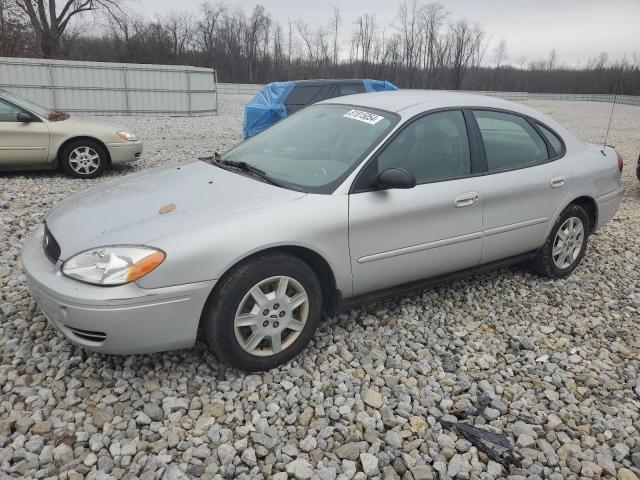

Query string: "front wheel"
[[530, 204, 589, 279], [60, 140, 107, 179], [201, 253, 322, 371]]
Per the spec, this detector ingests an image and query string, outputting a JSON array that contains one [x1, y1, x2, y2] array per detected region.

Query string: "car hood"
[[46, 160, 305, 259]]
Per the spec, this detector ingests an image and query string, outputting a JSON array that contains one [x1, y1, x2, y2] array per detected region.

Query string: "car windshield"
[[1, 90, 52, 118], [222, 104, 397, 193]]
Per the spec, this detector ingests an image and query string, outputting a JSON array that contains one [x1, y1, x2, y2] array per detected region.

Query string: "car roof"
[[292, 79, 365, 87], [319, 89, 529, 114]]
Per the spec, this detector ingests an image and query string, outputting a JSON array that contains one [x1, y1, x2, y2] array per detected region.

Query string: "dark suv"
[[243, 78, 397, 139]]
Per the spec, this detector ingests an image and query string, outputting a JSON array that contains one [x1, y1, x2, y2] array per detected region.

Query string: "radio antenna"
[[601, 93, 617, 155]]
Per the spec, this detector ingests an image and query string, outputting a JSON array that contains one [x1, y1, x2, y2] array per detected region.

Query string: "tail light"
[[615, 150, 624, 172]]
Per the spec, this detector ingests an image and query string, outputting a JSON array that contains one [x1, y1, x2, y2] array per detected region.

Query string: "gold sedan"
[[0, 89, 142, 178]]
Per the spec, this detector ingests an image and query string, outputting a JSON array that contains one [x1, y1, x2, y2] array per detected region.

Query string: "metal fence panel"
[[0, 57, 218, 115], [217, 83, 640, 106]]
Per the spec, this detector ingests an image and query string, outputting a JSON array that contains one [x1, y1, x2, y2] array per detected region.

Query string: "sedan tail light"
[[615, 150, 624, 172]]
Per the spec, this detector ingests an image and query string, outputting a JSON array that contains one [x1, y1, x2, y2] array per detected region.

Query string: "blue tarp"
[[363, 79, 398, 92], [243, 81, 294, 139], [242, 79, 398, 139]]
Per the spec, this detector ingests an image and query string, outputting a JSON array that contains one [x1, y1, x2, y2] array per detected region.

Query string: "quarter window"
[[537, 123, 563, 156], [474, 110, 548, 171], [375, 110, 471, 184]]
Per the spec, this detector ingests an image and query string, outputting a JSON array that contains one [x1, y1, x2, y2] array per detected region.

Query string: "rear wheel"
[[201, 253, 322, 371], [60, 139, 107, 179], [530, 204, 589, 279]]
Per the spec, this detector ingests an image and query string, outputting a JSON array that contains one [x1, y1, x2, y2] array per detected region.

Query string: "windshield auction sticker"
[[343, 109, 384, 125]]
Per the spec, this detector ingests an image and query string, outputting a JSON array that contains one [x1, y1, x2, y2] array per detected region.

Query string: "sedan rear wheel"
[[202, 253, 322, 371], [530, 203, 589, 279], [551, 217, 584, 269], [60, 140, 107, 179]]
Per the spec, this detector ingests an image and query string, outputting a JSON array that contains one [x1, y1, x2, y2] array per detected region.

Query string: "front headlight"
[[117, 130, 138, 141], [62, 246, 165, 286]]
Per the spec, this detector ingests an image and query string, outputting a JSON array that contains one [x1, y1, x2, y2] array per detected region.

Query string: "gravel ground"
[[1, 96, 639, 480]]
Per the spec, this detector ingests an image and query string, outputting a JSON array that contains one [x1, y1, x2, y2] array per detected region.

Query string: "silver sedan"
[[21, 90, 624, 371]]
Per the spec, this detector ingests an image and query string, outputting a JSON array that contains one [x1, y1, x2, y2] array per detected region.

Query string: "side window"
[[474, 110, 548, 171], [0, 98, 21, 122], [537, 123, 563, 156], [376, 110, 471, 184], [338, 84, 365, 96], [285, 86, 322, 105]]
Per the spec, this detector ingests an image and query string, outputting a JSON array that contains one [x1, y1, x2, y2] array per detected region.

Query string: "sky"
[[133, 0, 640, 67]]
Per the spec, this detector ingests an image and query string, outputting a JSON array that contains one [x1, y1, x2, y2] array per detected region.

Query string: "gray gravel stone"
[[360, 452, 379, 476]]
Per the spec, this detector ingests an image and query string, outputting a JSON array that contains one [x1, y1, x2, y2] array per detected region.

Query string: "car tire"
[[530, 203, 590, 279], [60, 139, 107, 179], [201, 252, 323, 372]]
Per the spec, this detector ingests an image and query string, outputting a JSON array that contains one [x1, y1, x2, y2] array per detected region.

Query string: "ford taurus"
[[0, 89, 142, 178], [21, 91, 624, 371]]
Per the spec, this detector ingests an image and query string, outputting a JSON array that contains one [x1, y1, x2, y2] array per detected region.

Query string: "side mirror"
[[375, 168, 416, 190], [16, 112, 33, 122]]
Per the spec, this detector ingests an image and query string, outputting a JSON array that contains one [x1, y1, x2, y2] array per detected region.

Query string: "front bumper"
[[107, 141, 143, 165], [21, 226, 215, 354]]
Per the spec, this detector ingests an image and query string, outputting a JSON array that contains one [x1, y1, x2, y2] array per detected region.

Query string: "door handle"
[[454, 192, 480, 208], [550, 176, 566, 189]]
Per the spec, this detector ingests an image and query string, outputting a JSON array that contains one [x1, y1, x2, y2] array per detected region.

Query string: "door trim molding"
[[358, 231, 484, 263], [483, 216, 548, 237], [0, 146, 46, 151], [357, 216, 548, 264]]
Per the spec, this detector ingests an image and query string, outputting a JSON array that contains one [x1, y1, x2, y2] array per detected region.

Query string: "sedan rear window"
[[474, 110, 548, 172], [223, 105, 397, 193]]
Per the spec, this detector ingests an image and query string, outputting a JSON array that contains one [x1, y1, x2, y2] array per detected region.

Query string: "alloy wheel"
[[233, 275, 309, 357], [69, 146, 100, 175], [552, 216, 584, 269]]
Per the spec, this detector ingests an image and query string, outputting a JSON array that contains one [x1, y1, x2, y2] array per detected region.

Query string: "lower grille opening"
[[65, 325, 107, 343]]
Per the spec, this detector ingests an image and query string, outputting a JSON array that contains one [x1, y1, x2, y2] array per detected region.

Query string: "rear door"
[[348, 109, 483, 295], [471, 109, 571, 263], [0, 98, 49, 165]]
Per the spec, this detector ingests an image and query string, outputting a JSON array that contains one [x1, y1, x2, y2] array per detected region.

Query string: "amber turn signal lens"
[[126, 251, 166, 282]]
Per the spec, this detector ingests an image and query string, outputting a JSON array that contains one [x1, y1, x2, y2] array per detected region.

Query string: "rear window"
[[338, 84, 365, 96], [285, 86, 322, 105]]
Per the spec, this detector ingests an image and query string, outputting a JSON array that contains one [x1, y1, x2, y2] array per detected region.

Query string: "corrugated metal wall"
[[0, 57, 218, 116]]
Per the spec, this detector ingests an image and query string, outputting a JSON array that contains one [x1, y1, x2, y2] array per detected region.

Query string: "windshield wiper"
[[200, 152, 285, 188]]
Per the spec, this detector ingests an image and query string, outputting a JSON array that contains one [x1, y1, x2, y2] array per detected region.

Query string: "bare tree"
[[0, 0, 31, 56], [14, 0, 123, 57], [165, 11, 194, 58], [491, 38, 507, 88], [329, 7, 340, 72], [196, 2, 225, 67], [419, 2, 447, 87], [355, 13, 377, 76], [547, 48, 558, 71], [394, 0, 422, 86]]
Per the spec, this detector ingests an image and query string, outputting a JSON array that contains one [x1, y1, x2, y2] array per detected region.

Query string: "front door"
[[348, 109, 483, 295], [0, 98, 49, 165]]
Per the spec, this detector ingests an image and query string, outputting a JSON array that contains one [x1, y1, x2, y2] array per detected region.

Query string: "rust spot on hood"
[[159, 203, 176, 214]]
